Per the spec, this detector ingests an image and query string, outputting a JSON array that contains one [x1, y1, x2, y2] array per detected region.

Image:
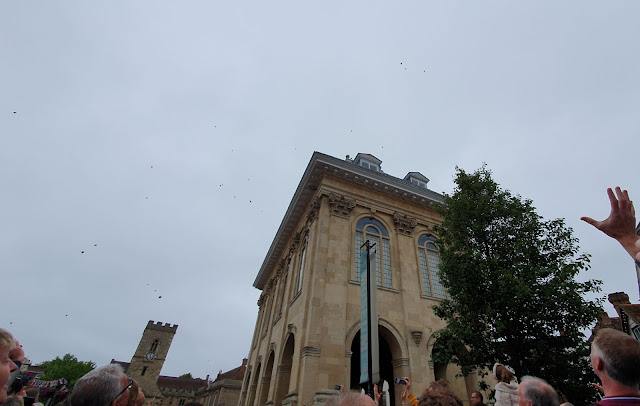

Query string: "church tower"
[[127, 320, 178, 398]]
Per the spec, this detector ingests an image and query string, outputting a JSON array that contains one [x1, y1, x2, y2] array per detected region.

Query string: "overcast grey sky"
[[1, 1, 639, 380]]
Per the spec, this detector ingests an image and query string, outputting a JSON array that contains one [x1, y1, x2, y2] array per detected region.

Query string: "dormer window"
[[353, 153, 383, 173], [404, 172, 429, 190], [359, 160, 379, 171], [410, 178, 427, 188]]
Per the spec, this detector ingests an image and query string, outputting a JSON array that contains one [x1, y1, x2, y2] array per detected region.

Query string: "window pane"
[[427, 249, 446, 299], [382, 239, 392, 288], [355, 231, 363, 282], [418, 248, 432, 296]]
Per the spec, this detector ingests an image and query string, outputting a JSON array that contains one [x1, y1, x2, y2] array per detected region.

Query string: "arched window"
[[355, 218, 392, 288], [278, 259, 290, 315], [149, 339, 159, 353], [417, 234, 446, 299], [296, 230, 309, 294]]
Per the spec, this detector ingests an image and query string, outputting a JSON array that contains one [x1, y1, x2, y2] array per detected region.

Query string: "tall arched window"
[[149, 339, 159, 353], [417, 234, 446, 299], [296, 230, 309, 294], [278, 259, 290, 315], [355, 218, 392, 288]]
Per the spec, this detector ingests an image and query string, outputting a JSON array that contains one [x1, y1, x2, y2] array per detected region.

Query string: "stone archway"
[[349, 324, 405, 406], [248, 363, 262, 406], [259, 351, 275, 406], [274, 334, 295, 406]]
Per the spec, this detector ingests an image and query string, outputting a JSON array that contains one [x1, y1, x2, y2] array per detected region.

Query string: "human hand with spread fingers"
[[582, 187, 640, 262]]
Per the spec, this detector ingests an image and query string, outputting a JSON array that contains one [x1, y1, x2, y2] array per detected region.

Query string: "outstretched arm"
[[582, 187, 640, 262]]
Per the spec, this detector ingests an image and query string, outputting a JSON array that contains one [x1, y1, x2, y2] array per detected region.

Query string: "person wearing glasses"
[[69, 364, 133, 406]]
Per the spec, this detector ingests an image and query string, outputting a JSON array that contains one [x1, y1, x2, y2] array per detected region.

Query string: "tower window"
[[150, 339, 159, 353], [141, 366, 148, 376]]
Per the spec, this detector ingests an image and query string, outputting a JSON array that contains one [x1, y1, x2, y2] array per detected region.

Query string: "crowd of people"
[[2, 187, 640, 406]]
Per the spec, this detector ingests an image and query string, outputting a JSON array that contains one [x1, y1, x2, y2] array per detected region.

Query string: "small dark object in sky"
[[158, 296, 162, 298], [146, 197, 148, 199], [81, 251, 85, 253], [151, 166, 153, 168], [65, 314, 68, 317], [404, 68, 407, 70], [250, 200, 252, 203], [424, 70, 426, 72], [94, 244, 97, 246], [400, 62, 402, 65], [9, 321, 12, 324]]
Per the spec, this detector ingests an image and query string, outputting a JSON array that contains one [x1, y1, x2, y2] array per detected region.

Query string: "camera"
[[394, 377, 407, 385]]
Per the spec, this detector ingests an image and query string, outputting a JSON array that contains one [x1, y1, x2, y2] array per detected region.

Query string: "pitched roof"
[[157, 375, 207, 391], [215, 364, 245, 382]]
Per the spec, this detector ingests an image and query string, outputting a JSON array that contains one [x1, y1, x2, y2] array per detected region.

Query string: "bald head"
[[518, 376, 559, 406]]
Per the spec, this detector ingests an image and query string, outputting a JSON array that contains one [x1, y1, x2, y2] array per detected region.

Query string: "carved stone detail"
[[301, 346, 321, 358], [257, 355, 263, 363], [287, 323, 297, 335], [345, 351, 353, 358], [306, 197, 321, 224], [411, 330, 423, 346], [391, 358, 410, 368], [257, 294, 265, 307], [288, 232, 301, 255], [270, 342, 276, 352], [282, 393, 298, 406], [394, 211, 417, 236], [328, 193, 356, 218]]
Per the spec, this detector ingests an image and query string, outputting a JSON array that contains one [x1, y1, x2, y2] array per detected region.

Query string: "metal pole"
[[366, 240, 374, 399]]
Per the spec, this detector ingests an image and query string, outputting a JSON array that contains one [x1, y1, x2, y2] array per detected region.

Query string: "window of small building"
[[417, 234, 446, 299], [354, 218, 392, 288], [141, 366, 147, 376]]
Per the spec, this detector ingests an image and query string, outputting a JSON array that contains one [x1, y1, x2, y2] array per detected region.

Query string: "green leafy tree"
[[432, 166, 603, 405], [39, 353, 96, 389], [179, 373, 194, 379]]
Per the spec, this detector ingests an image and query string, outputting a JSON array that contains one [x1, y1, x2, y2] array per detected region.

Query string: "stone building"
[[112, 320, 244, 406], [195, 360, 247, 406], [239, 152, 479, 406]]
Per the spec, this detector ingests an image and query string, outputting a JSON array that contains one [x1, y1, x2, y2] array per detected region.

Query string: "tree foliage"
[[38, 353, 96, 389], [432, 166, 603, 405], [179, 373, 194, 379]]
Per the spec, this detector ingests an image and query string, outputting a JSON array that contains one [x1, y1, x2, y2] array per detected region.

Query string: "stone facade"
[[240, 153, 481, 406]]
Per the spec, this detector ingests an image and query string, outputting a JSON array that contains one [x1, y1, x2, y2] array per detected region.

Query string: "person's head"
[[591, 328, 640, 389], [517, 376, 559, 406], [497, 365, 515, 384], [2, 396, 24, 406], [418, 381, 463, 406], [26, 387, 40, 401], [126, 380, 146, 406], [0, 329, 19, 403], [69, 364, 132, 406], [326, 392, 376, 406], [471, 391, 484, 406]]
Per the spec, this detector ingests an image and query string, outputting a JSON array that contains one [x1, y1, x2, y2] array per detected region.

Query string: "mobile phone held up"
[[395, 377, 407, 385]]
